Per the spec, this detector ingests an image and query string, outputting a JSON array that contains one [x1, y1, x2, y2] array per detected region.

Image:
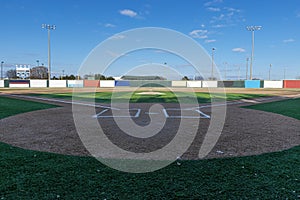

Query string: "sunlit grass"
[[28, 91, 269, 104]]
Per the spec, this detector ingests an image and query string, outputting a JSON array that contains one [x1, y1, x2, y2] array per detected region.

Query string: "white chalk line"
[[94, 109, 141, 119], [162, 108, 211, 119], [5, 94, 119, 110]]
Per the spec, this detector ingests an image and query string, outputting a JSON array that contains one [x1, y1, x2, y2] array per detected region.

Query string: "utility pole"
[[269, 64, 272, 80], [246, 57, 249, 80], [246, 26, 262, 80], [224, 62, 227, 80], [1, 61, 4, 79], [238, 65, 241, 80], [42, 24, 56, 81]]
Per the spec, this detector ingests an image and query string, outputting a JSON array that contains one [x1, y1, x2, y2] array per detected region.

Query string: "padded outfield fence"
[[0, 79, 300, 88]]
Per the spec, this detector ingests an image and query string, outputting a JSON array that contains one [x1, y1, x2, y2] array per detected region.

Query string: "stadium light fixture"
[[42, 24, 56, 80], [246, 26, 262, 80]]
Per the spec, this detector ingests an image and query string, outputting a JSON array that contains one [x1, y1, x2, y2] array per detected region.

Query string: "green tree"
[[30, 66, 48, 79], [106, 76, 115, 80], [6, 69, 17, 79]]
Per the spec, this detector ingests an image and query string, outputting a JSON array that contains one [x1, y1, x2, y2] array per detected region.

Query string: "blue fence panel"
[[245, 80, 261, 88], [115, 80, 130, 86]]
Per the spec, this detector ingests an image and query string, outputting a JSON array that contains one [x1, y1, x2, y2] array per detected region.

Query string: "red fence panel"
[[83, 80, 100, 87], [283, 80, 300, 88]]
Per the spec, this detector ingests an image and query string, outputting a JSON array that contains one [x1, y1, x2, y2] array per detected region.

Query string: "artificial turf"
[[0, 96, 299, 199], [244, 97, 300, 120], [0, 95, 58, 119], [27, 91, 268, 104]]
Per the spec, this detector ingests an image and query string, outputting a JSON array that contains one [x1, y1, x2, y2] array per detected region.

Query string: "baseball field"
[[0, 87, 300, 199]]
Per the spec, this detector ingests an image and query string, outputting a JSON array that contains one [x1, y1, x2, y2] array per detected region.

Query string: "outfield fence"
[[0, 79, 300, 88]]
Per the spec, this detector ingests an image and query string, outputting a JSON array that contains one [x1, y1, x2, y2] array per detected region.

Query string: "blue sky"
[[0, 0, 299, 80]]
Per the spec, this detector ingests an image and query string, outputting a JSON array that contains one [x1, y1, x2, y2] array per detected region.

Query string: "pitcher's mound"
[[136, 92, 165, 95]]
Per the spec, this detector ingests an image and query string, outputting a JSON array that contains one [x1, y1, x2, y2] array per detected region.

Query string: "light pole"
[[42, 24, 56, 81], [246, 26, 262, 80], [238, 65, 241, 80], [224, 62, 227, 80], [211, 48, 215, 80], [246, 57, 249, 80], [1, 61, 4, 79], [269, 64, 272, 80]]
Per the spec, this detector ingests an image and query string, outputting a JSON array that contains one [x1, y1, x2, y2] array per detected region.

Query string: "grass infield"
[[0, 96, 299, 199], [28, 91, 268, 103], [0, 96, 58, 119], [244, 98, 300, 120]]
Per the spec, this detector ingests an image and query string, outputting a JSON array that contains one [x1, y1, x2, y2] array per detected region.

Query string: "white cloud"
[[232, 48, 246, 53], [105, 23, 116, 28], [283, 38, 295, 43], [209, 6, 244, 28], [205, 39, 216, 43], [189, 30, 208, 39], [210, 14, 225, 23], [204, 0, 223, 7], [224, 7, 241, 13], [227, 12, 234, 17], [119, 9, 137, 17], [110, 34, 126, 40], [212, 24, 227, 28], [207, 7, 221, 12]]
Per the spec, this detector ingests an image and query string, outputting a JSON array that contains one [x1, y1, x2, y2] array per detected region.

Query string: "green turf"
[[1, 96, 300, 199], [0, 96, 58, 119], [0, 142, 299, 199], [28, 91, 268, 104], [244, 98, 300, 120]]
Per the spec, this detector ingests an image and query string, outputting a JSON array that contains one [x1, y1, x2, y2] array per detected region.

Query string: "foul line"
[[5, 94, 119, 110]]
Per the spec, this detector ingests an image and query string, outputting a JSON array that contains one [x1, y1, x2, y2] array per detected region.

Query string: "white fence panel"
[[202, 81, 218, 88], [186, 81, 202, 88], [30, 80, 47, 88], [100, 80, 115, 87], [172, 81, 187, 87], [263, 81, 283, 88], [49, 80, 67, 88]]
